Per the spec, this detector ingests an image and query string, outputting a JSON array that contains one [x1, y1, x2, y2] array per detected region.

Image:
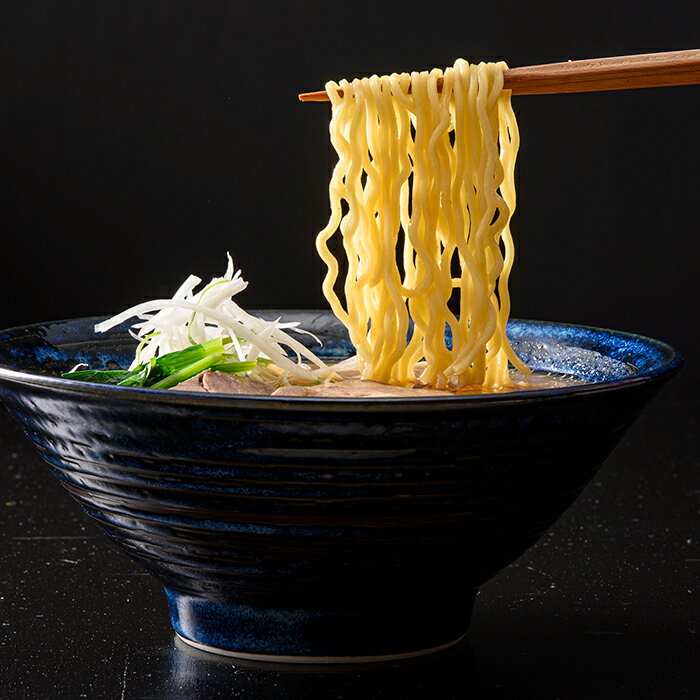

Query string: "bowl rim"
[[0, 314, 683, 412]]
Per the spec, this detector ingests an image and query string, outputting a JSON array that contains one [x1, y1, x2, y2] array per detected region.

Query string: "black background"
[[1, 1, 699, 397]]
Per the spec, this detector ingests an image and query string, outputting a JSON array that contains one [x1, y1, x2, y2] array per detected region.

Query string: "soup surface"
[[171, 363, 586, 398]]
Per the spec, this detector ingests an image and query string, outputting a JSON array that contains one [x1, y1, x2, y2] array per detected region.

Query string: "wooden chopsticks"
[[298, 49, 700, 102]]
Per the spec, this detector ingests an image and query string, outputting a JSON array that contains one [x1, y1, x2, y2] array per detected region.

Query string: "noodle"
[[316, 59, 530, 390]]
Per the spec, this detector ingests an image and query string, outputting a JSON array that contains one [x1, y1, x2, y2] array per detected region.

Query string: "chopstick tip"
[[298, 90, 331, 103]]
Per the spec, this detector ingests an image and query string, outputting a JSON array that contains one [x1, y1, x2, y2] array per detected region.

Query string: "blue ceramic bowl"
[[0, 312, 681, 662]]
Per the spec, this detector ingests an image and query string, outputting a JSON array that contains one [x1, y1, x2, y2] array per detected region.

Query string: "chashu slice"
[[170, 374, 207, 392], [201, 371, 273, 395], [171, 371, 273, 395]]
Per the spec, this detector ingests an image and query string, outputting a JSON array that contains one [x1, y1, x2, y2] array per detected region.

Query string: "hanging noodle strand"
[[316, 59, 530, 390]]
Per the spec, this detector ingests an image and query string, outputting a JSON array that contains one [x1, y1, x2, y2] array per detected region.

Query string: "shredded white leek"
[[95, 255, 334, 385]]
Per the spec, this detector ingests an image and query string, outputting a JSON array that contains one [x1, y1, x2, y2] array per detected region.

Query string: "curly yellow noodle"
[[316, 59, 529, 389]]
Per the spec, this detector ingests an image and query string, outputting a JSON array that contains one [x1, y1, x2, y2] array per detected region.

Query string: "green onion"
[[62, 336, 260, 390], [152, 338, 226, 373], [210, 360, 258, 374], [60, 369, 134, 384], [118, 358, 163, 387], [150, 351, 223, 389]]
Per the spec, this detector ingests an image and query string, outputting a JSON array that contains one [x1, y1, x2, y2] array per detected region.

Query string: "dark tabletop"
[[0, 387, 698, 700]]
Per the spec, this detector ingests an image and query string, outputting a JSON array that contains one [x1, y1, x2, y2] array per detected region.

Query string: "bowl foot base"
[[175, 630, 467, 664], [165, 587, 476, 662]]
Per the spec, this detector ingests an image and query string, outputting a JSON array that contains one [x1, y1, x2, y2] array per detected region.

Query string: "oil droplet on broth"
[[327, 357, 587, 396], [443, 370, 587, 395]]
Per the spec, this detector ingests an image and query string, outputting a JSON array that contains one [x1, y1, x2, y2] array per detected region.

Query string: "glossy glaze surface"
[[0, 313, 681, 658], [2, 400, 697, 697]]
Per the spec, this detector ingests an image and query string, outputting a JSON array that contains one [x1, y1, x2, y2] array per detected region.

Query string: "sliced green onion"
[[135, 331, 160, 366], [187, 279, 231, 345]]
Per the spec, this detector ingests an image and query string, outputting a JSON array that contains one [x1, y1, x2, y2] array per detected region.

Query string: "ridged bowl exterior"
[[0, 313, 681, 659]]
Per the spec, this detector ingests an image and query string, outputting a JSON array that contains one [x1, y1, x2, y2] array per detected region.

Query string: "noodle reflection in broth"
[[316, 59, 530, 390]]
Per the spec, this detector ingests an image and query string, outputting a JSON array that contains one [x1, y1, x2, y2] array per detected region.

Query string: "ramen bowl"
[[0, 312, 681, 662]]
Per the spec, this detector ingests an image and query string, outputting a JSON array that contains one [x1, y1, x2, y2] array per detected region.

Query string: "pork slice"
[[201, 370, 273, 396], [270, 385, 317, 397], [170, 374, 206, 392], [271, 378, 451, 398]]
